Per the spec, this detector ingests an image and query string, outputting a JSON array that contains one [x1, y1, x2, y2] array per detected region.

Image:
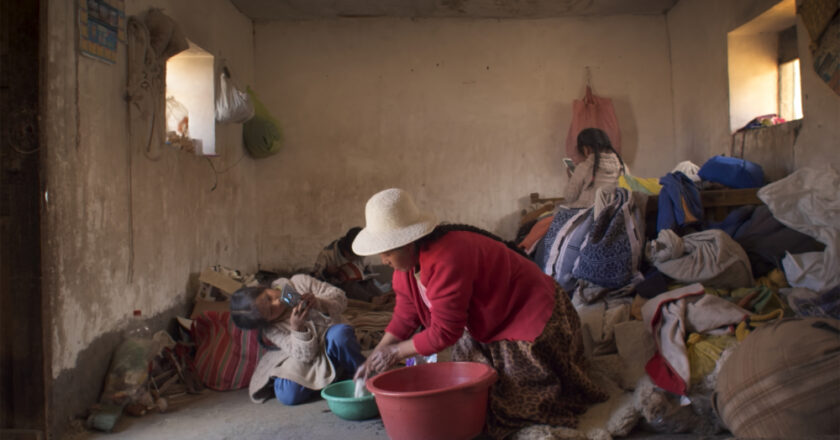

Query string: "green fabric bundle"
[[243, 87, 283, 158]]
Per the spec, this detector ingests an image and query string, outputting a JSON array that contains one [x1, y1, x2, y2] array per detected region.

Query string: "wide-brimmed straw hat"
[[352, 188, 438, 256]]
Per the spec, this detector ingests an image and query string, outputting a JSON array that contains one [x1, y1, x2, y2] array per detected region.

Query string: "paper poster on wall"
[[78, 0, 125, 64]]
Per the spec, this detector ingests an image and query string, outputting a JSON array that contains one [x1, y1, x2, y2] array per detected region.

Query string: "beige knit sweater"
[[248, 274, 347, 403]]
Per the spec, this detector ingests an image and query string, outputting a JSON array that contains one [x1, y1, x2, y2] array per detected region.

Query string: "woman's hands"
[[355, 344, 400, 380], [354, 333, 419, 381]]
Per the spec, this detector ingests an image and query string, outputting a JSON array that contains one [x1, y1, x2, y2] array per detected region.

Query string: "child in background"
[[313, 227, 391, 304], [564, 127, 625, 208], [518, 128, 626, 254]]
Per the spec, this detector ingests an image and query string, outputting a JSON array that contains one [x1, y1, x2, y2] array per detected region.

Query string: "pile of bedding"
[[515, 164, 840, 439]]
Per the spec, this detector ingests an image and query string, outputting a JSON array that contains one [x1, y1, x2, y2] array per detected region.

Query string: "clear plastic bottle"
[[100, 310, 157, 407], [125, 309, 151, 339]]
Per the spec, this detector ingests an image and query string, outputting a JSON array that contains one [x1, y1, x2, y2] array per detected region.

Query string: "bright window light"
[[778, 58, 803, 122], [165, 41, 216, 156]]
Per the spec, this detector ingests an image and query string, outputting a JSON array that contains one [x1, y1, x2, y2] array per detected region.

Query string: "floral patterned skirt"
[[451, 285, 608, 439]]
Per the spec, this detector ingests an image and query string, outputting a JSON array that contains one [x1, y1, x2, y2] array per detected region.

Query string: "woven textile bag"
[[191, 311, 265, 391], [572, 188, 642, 288], [537, 207, 586, 276]]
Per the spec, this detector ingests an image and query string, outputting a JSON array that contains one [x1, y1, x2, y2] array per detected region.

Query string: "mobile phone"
[[563, 157, 576, 172], [281, 284, 303, 307]]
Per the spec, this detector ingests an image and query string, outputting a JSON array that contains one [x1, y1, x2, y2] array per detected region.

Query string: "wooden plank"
[[529, 192, 564, 204], [700, 188, 762, 207], [531, 188, 762, 224], [520, 203, 555, 225]]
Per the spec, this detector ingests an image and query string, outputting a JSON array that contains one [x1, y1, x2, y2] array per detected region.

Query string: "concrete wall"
[[42, 0, 258, 432], [251, 16, 676, 269], [794, 14, 840, 170], [668, 0, 840, 169], [727, 32, 779, 131]]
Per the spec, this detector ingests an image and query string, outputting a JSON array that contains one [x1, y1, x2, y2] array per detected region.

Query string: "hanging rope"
[[126, 16, 164, 162]]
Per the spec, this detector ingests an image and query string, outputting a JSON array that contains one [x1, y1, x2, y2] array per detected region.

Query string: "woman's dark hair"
[[338, 227, 362, 255], [576, 127, 625, 183], [230, 286, 270, 330], [416, 224, 528, 258]]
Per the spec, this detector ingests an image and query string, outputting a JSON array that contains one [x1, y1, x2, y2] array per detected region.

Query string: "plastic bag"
[[215, 71, 254, 124], [166, 96, 189, 137]]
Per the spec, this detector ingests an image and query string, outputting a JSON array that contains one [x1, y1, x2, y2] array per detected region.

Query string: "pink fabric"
[[565, 86, 622, 164], [386, 231, 557, 356]]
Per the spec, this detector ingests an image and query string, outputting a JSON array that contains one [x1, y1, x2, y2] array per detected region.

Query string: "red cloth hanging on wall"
[[564, 86, 622, 164]]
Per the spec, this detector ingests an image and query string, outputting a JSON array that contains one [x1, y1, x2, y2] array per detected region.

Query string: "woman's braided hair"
[[576, 127, 625, 186], [416, 223, 528, 258]]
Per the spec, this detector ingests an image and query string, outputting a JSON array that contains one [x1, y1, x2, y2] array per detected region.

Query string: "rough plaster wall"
[[43, 0, 257, 384], [793, 15, 840, 170], [252, 16, 676, 270], [728, 32, 779, 131], [666, 1, 736, 165], [668, 0, 839, 170]]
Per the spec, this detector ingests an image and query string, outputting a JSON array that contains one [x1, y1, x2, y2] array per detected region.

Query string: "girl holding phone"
[[230, 274, 366, 405]]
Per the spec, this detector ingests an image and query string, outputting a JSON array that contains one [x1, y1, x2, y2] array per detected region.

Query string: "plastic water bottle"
[[125, 309, 151, 339]]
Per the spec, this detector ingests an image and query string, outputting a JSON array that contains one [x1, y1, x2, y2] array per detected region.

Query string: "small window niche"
[[165, 41, 216, 156], [727, 0, 802, 132]]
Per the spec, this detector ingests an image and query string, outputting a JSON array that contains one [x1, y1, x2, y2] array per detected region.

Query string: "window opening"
[[779, 58, 803, 121], [727, 0, 801, 132], [165, 41, 216, 156]]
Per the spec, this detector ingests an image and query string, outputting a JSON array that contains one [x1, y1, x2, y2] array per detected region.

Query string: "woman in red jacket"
[[352, 188, 606, 438]]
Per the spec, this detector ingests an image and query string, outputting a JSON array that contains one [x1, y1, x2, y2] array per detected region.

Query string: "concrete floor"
[[67, 387, 735, 440], [74, 388, 389, 440]]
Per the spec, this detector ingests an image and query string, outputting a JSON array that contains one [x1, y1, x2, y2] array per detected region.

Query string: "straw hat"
[[352, 188, 438, 256]]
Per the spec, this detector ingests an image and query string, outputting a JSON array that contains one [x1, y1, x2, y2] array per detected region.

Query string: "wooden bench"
[[526, 187, 763, 224]]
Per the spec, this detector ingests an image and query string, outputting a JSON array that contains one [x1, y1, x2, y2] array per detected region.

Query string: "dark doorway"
[[1, 0, 47, 438]]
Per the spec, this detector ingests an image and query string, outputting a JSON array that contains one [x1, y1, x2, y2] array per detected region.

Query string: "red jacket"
[[386, 231, 557, 355]]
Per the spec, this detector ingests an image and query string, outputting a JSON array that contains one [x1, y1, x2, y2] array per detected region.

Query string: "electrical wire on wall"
[[204, 153, 245, 192]]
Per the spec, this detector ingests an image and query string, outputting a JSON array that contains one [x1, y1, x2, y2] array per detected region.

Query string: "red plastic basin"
[[366, 361, 498, 440]]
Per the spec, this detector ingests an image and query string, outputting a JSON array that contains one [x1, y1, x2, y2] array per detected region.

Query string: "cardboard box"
[[198, 269, 243, 296], [190, 268, 243, 319]]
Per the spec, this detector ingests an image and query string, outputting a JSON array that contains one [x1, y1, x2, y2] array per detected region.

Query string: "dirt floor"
[[68, 387, 735, 440]]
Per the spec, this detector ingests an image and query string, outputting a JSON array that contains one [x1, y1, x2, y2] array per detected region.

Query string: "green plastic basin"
[[320, 379, 379, 421]]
